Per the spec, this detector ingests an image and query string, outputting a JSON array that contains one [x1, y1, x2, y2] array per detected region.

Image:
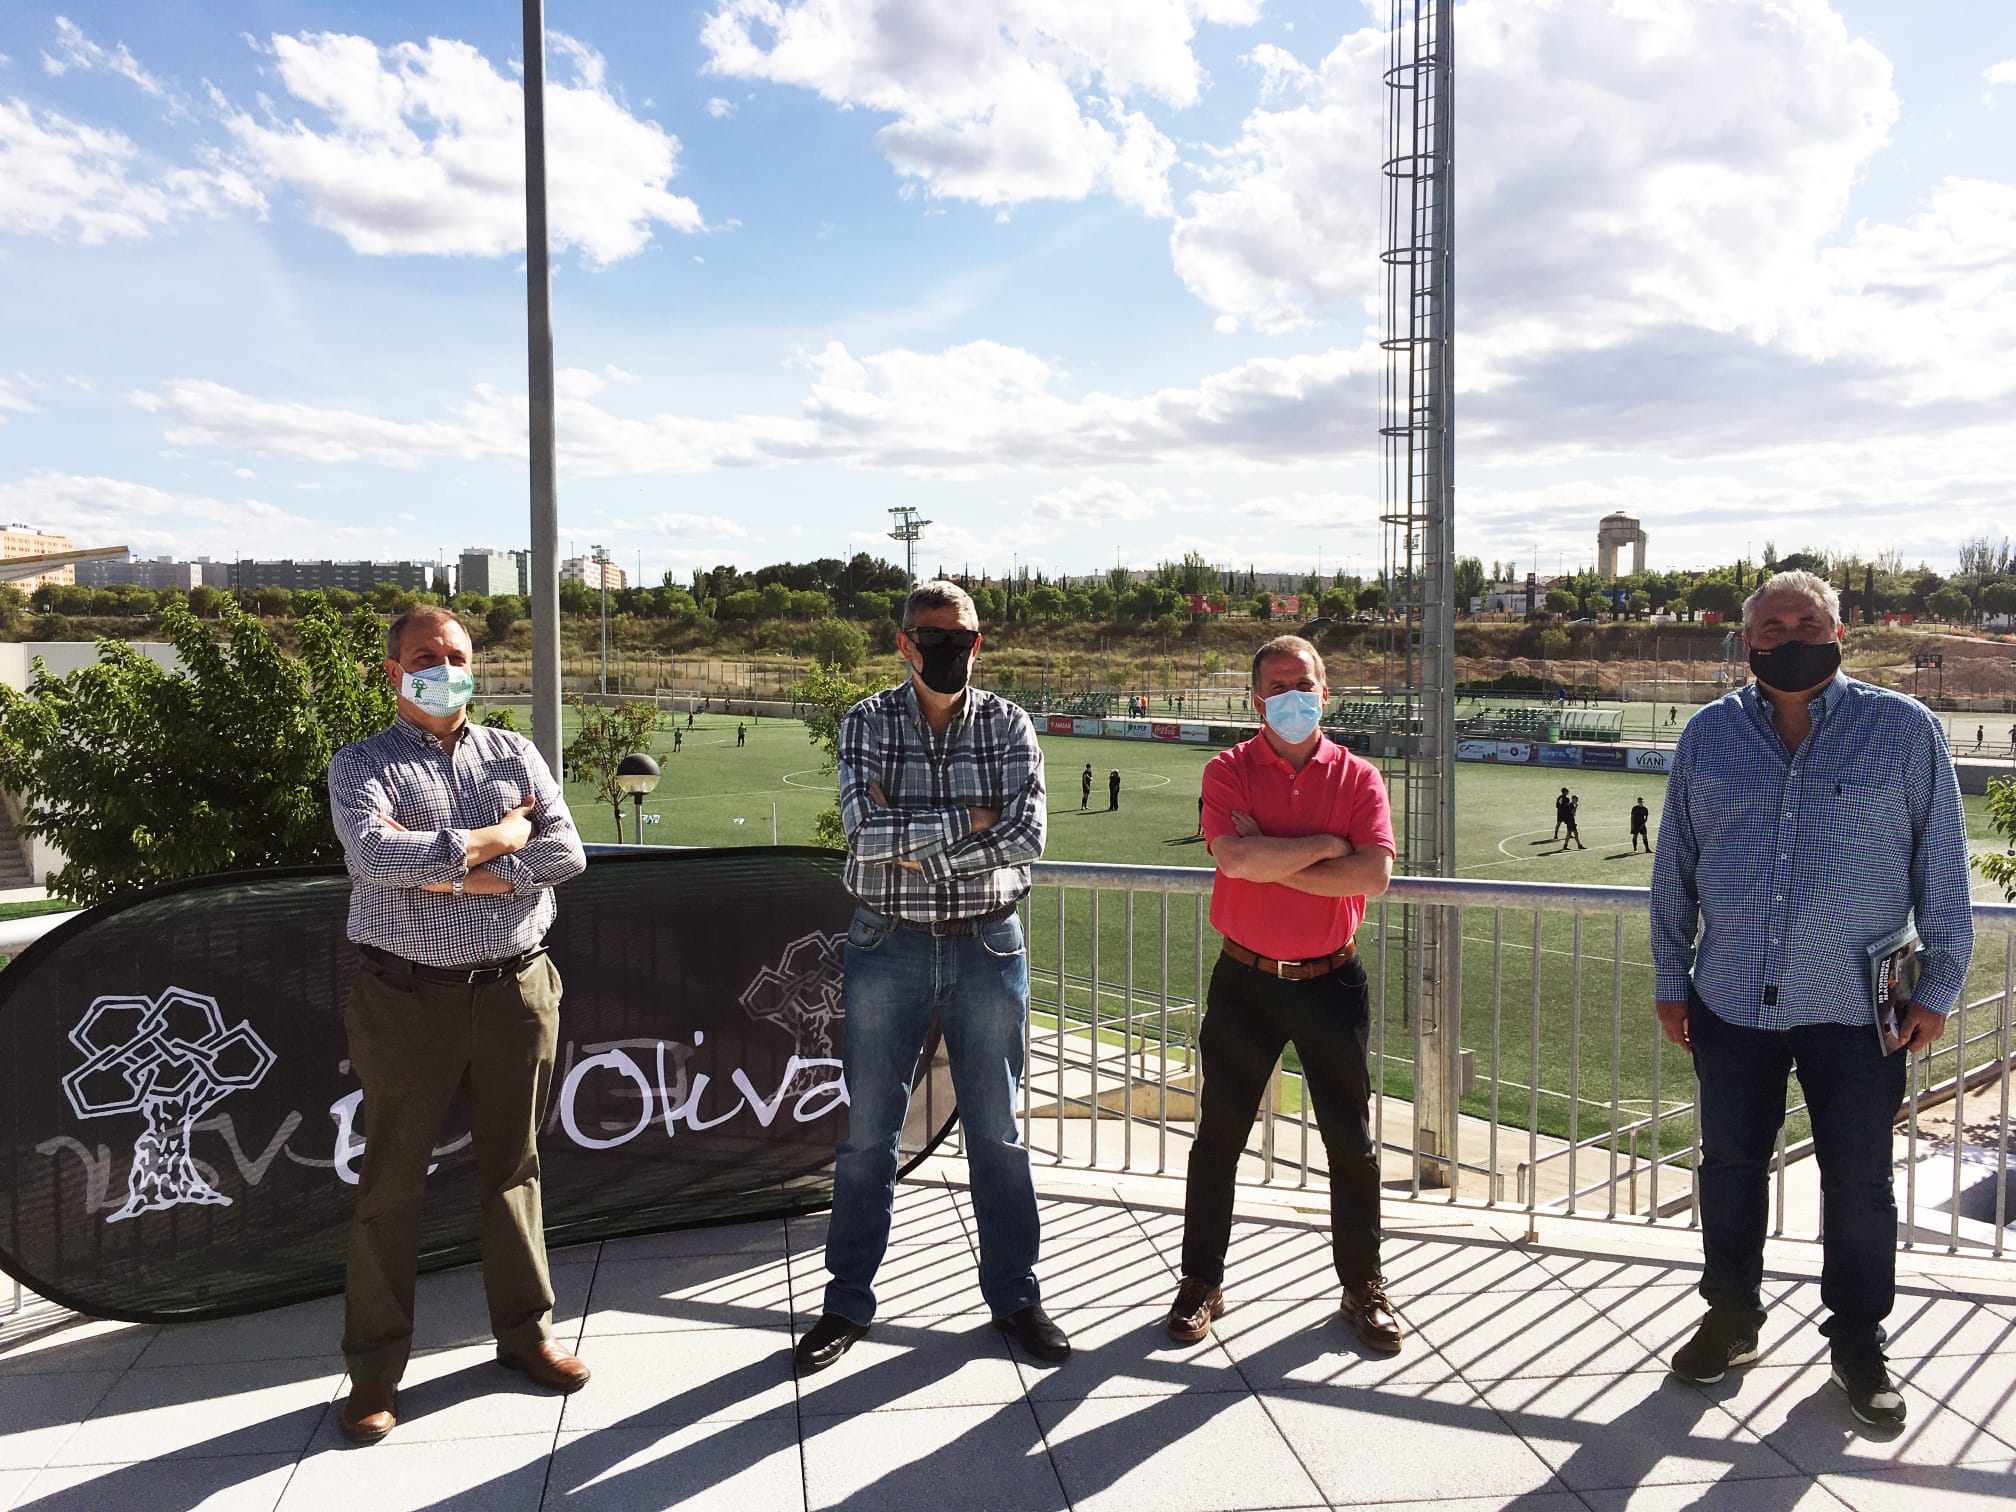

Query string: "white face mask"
[[401, 664, 475, 715], [1261, 688, 1324, 744]]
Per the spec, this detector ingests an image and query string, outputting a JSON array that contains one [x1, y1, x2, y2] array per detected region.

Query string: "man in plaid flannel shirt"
[[794, 581, 1069, 1374], [326, 605, 588, 1444]]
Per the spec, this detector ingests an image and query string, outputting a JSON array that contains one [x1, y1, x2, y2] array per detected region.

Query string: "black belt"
[[359, 942, 546, 985], [1220, 938, 1356, 981], [872, 902, 1019, 938]]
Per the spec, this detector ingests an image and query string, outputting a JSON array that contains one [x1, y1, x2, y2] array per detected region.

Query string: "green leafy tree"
[[478, 705, 521, 732], [1453, 556, 1487, 610], [485, 598, 524, 643], [1926, 585, 1973, 624], [562, 698, 663, 841], [1544, 588, 1576, 615], [786, 662, 873, 849], [1355, 584, 1386, 615], [1975, 778, 2016, 900], [1981, 581, 2016, 622], [807, 617, 868, 670], [0, 600, 395, 905]]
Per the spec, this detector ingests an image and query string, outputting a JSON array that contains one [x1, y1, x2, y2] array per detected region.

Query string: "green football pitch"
[[537, 707, 2012, 1160]]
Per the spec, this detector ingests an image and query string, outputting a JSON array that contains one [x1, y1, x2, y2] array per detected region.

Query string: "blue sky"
[[2, 0, 2013, 587]]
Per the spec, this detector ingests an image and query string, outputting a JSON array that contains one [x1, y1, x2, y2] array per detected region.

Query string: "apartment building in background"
[[561, 555, 627, 591], [228, 559, 434, 593], [1, 525, 76, 591], [459, 548, 531, 598]]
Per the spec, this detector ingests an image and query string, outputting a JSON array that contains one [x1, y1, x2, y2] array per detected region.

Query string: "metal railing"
[[1006, 863, 2016, 1261]]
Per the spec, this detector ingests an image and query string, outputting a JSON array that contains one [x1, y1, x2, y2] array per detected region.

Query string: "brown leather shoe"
[[1339, 1279, 1403, 1354], [498, 1340, 591, 1393], [339, 1380, 397, 1446], [1165, 1277, 1226, 1344]]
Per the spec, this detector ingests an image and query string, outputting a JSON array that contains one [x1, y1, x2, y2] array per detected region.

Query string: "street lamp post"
[[614, 752, 660, 845]]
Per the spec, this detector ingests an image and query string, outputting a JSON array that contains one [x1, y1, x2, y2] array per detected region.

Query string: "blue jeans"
[[823, 906, 1041, 1325], [1689, 996, 1906, 1355]]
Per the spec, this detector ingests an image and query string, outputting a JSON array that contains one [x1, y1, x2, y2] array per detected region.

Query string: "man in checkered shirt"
[[794, 581, 1068, 1375], [325, 605, 588, 1444]]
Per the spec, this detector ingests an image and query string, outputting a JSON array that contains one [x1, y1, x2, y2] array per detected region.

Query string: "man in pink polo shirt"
[[1166, 635, 1398, 1351]]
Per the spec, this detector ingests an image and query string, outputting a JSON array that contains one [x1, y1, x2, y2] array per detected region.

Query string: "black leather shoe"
[[994, 1304, 1071, 1363], [793, 1313, 869, 1375]]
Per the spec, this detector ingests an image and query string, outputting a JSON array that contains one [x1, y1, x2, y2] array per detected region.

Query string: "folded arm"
[[485, 744, 586, 895], [838, 711, 963, 863], [1272, 845, 1394, 898], [328, 755, 471, 887], [920, 727, 1046, 881]]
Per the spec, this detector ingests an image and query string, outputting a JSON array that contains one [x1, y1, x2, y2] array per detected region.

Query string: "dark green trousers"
[[341, 950, 563, 1383]]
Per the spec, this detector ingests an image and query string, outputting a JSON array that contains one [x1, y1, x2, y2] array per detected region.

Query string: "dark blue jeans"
[[823, 906, 1041, 1325], [1689, 996, 1906, 1354]]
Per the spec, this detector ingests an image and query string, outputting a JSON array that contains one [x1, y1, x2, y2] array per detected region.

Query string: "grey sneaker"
[[1832, 1350, 1906, 1429], [1671, 1312, 1760, 1384]]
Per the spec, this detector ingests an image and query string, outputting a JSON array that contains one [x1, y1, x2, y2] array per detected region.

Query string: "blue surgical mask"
[[401, 663, 475, 716], [1262, 689, 1324, 744]]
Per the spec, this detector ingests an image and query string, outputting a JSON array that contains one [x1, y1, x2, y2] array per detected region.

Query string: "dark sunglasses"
[[904, 627, 979, 651]]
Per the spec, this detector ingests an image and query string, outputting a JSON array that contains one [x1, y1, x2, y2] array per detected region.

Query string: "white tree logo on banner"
[[739, 931, 846, 1080], [61, 988, 276, 1223]]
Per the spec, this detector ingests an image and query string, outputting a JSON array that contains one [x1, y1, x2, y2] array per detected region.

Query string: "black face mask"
[[911, 642, 972, 696], [1748, 638, 1840, 694]]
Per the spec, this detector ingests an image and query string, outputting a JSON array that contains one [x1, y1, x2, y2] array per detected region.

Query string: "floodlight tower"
[[1379, 0, 1459, 1187], [887, 507, 931, 586]]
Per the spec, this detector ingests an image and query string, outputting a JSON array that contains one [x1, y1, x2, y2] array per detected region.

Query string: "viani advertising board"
[[0, 849, 954, 1322]]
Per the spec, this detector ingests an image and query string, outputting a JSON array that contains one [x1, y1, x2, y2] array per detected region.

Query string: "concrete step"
[[0, 806, 32, 886]]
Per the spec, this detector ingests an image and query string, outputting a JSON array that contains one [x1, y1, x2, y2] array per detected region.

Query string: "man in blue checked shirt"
[[794, 580, 1068, 1375], [1652, 571, 1972, 1429], [326, 605, 589, 1445]]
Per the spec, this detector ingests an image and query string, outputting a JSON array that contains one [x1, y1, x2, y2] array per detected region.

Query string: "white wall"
[[0, 640, 181, 692]]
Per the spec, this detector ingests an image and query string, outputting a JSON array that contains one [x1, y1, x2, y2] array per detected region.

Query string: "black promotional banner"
[[0, 848, 955, 1322]]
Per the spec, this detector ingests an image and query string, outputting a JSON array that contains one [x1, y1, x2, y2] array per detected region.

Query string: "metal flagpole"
[[523, 0, 562, 774]]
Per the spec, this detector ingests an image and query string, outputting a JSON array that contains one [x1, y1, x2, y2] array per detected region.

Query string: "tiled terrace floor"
[[1, 1160, 2013, 1511]]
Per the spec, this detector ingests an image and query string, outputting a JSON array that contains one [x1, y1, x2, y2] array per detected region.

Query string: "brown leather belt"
[[1220, 938, 1356, 981], [360, 942, 546, 986]]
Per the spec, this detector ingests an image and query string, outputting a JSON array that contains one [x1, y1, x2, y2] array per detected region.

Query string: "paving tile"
[[793, 1312, 1026, 1416], [49, 1358, 343, 1467], [14, 1452, 296, 1511], [0, 1315, 157, 1376], [1817, 1460, 2016, 1511], [547, 1420, 805, 1511], [1012, 1304, 1244, 1401], [800, 1401, 1064, 1512], [277, 1431, 551, 1512], [784, 1207, 973, 1260], [1261, 1381, 1564, 1504], [582, 1253, 793, 1336], [1379, 1237, 1572, 1297], [1478, 1371, 1799, 1491], [1401, 1279, 1656, 1380], [1891, 1350, 2016, 1456], [412, 1259, 597, 1352], [1537, 1252, 1703, 1292], [1029, 1229, 1177, 1312], [1717, 1362, 2016, 1477], [0, 1469, 32, 1506], [1579, 1479, 1850, 1511], [1342, 1498, 1587, 1512], [1214, 1293, 1463, 1391], [556, 1325, 796, 1431], [1577, 1278, 1833, 1371], [1879, 1290, 2016, 1362], [599, 1216, 788, 1263], [1035, 1392, 1322, 1512], [0, 1371, 121, 1470], [1122, 1213, 1341, 1303], [309, 1345, 567, 1447], [137, 1295, 346, 1369], [789, 1241, 989, 1322]]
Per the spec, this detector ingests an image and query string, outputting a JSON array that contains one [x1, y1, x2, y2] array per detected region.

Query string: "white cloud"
[[0, 97, 263, 243], [706, 96, 736, 118], [1173, 0, 1899, 347], [606, 512, 750, 539], [0, 378, 40, 420], [0, 472, 313, 557], [219, 31, 702, 264], [1987, 59, 2016, 88], [1029, 478, 1167, 522], [698, 0, 1260, 214], [41, 17, 172, 102], [135, 338, 1387, 478]]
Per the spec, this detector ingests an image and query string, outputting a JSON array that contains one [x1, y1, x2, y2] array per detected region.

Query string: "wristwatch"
[[452, 874, 466, 897]]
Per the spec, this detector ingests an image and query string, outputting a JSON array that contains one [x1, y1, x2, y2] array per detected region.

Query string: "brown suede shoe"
[[339, 1380, 398, 1446], [498, 1340, 592, 1393], [1165, 1278, 1226, 1344], [1339, 1279, 1403, 1354]]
